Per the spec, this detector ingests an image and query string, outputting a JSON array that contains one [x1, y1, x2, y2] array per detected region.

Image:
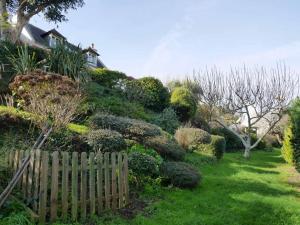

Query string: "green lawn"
[[1, 150, 300, 225], [89, 149, 300, 225]]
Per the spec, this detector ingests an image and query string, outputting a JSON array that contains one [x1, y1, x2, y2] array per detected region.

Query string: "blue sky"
[[31, 0, 300, 82]]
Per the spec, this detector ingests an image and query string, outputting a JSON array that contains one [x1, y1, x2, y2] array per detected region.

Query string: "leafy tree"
[[170, 87, 197, 122], [0, 0, 84, 43]]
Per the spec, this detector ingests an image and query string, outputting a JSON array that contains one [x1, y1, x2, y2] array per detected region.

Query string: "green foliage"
[[170, 87, 197, 121], [6, 45, 39, 75], [67, 123, 89, 134], [5, 0, 84, 24], [160, 161, 201, 188], [124, 77, 170, 112], [282, 99, 300, 171], [282, 126, 294, 165], [81, 82, 153, 121], [90, 114, 162, 141], [128, 144, 163, 165], [211, 125, 244, 151], [152, 107, 180, 134], [47, 44, 87, 80], [86, 129, 126, 153], [144, 134, 185, 161], [89, 68, 127, 88], [175, 127, 211, 152], [197, 135, 225, 160], [128, 152, 159, 178]]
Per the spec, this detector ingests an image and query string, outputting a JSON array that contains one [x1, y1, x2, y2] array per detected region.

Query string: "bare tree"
[[193, 65, 298, 158]]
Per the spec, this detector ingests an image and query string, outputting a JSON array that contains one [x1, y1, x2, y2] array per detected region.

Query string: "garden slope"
[[89, 150, 300, 225]]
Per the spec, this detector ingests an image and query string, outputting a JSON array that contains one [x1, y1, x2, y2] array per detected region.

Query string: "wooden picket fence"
[[7, 150, 129, 223]]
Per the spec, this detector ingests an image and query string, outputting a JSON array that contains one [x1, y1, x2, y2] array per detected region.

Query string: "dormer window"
[[41, 29, 66, 49], [49, 34, 62, 48], [83, 44, 100, 67]]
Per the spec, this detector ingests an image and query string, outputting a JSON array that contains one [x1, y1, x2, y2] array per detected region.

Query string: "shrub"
[[89, 68, 127, 88], [160, 161, 201, 188], [86, 129, 126, 153], [197, 135, 225, 160], [190, 111, 211, 132], [81, 82, 153, 121], [124, 77, 170, 112], [211, 125, 243, 151], [170, 87, 197, 121], [90, 114, 162, 140], [128, 152, 160, 178], [263, 134, 280, 148], [282, 126, 294, 165], [175, 127, 211, 152], [250, 134, 267, 150], [288, 98, 300, 172], [152, 107, 180, 134], [128, 144, 163, 165], [143, 135, 185, 161]]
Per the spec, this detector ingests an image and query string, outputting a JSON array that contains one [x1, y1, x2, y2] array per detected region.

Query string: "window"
[[49, 35, 62, 48], [86, 52, 97, 66]]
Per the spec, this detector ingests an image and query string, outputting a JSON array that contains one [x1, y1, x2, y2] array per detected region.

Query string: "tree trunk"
[[7, 15, 28, 43], [243, 146, 251, 158], [0, 0, 7, 40]]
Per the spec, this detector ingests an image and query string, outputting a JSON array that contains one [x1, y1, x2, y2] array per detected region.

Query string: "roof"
[[83, 47, 100, 56], [41, 29, 66, 39], [23, 24, 48, 47]]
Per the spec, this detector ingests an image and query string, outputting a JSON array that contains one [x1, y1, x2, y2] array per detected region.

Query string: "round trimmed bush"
[[170, 87, 197, 121], [144, 135, 185, 161], [128, 152, 159, 178], [90, 114, 162, 140], [86, 129, 126, 153], [124, 77, 170, 112], [160, 161, 201, 188], [175, 127, 211, 152], [89, 68, 127, 88]]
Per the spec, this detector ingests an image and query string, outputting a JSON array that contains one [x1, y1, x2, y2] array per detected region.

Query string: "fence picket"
[[81, 152, 87, 219], [89, 152, 96, 215], [33, 150, 41, 211], [38, 151, 49, 224], [111, 152, 117, 210], [13, 150, 19, 173], [123, 154, 129, 205], [27, 150, 35, 204], [71, 152, 78, 221], [22, 151, 29, 198], [62, 152, 69, 219], [104, 152, 110, 210], [118, 153, 124, 208], [50, 151, 59, 222], [96, 153, 103, 214]]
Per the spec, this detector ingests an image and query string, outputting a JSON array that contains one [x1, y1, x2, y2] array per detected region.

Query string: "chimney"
[[91, 43, 95, 49]]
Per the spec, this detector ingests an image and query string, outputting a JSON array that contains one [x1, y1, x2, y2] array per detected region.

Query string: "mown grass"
[[91, 150, 300, 225], [1, 150, 300, 225]]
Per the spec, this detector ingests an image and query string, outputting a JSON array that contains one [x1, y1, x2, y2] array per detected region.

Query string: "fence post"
[[27, 151, 35, 204], [111, 152, 117, 210], [104, 152, 110, 210], [123, 154, 129, 205]]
